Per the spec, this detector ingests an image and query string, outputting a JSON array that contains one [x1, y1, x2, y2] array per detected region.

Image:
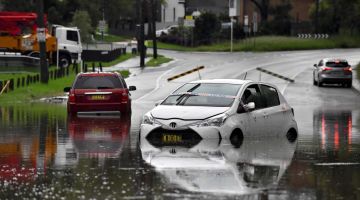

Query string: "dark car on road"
[[64, 72, 136, 115], [313, 58, 352, 87]]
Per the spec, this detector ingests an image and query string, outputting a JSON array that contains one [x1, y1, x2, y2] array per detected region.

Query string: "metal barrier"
[[167, 66, 205, 81], [256, 67, 295, 83]]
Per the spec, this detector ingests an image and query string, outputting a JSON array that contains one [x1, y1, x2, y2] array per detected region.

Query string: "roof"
[[78, 72, 119, 76], [190, 79, 253, 85]]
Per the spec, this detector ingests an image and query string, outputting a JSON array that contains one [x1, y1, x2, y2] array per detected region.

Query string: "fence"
[[0, 61, 109, 96]]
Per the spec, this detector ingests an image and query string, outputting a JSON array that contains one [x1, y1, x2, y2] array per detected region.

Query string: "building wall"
[[161, 0, 185, 23], [186, 0, 228, 15]]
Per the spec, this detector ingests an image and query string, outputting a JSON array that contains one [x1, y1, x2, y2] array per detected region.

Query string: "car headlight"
[[142, 113, 157, 125], [197, 113, 228, 127]]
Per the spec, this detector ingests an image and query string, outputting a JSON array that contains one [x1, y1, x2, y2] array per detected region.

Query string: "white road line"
[[315, 163, 360, 166], [134, 67, 174, 102]]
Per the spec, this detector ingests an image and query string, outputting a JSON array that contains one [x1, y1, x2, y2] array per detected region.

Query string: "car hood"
[[151, 105, 229, 120]]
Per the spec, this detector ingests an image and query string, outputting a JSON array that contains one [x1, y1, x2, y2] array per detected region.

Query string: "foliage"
[[309, 0, 360, 34], [194, 12, 221, 45], [146, 55, 173, 67], [70, 10, 93, 42], [261, 0, 292, 35], [357, 63, 360, 80], [151, 36, 360, 52]]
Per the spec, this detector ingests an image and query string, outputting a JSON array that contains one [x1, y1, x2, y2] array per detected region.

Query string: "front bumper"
[[140, 124, 229, 140]]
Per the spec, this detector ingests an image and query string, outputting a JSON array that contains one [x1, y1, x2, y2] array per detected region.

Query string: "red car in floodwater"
[[64, 72, 136, 115]]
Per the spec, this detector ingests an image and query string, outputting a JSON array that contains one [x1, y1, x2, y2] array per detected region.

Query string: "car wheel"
[[230, 129, 243, 148], [286, 129, 298, 143], [347, 81, 352, 88], [317, 76, 322, 87], [313, 77, 317, 85]]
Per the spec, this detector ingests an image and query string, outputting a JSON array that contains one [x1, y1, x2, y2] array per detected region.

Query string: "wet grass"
[[84, 53, 135, 68], [94, 33, 131, 42], [357, 63, 360, 80], [0, 69, 130, 104], [151, 35, 360, 52], [146, 55, 173, 67]]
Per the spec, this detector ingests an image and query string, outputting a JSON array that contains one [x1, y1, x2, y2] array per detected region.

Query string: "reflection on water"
[[1, 104, 360, 199], [313, 109, 353, 152], [140, 136, 297, 195]]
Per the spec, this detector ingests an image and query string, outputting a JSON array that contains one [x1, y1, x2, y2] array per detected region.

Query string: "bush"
[[194, 12, 221, 45]]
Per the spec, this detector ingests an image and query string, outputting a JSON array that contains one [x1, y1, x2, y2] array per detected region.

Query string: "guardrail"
[[167, 66, 205, 81], [256, 67, 295, 83]]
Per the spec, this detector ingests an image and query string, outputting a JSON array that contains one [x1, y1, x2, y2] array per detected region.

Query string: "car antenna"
[[243, 72, 247, 80]]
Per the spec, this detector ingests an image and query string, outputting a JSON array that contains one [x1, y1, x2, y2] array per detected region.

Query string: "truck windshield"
[[74, 76, 123, 89]]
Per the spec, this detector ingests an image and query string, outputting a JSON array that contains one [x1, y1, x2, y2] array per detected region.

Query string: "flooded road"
[[1, 49, 360, 199], [0, 100, 359, 199]]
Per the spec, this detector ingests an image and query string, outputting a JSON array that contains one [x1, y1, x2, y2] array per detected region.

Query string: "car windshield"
[[161, 83, 241, 107], [73, 75, 123, 89], [326, 61, 349, 68]]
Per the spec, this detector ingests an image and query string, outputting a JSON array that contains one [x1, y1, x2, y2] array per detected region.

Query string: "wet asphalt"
[[1, 49, 360, 199]]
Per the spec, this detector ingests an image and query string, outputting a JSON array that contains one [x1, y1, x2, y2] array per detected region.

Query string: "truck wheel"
[[59, 54, 71, 68]]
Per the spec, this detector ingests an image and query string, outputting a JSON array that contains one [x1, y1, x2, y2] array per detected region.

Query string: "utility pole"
[[36, 0, 48, 84], [151, 0, 158, 59], [137, 0, 145, 67], [315, 0, 320, 33]]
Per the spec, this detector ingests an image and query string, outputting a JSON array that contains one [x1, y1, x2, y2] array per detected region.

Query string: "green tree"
[[71, 10, 93, 42], [310, 0, 360, 34], [194, 12, 221, 45]]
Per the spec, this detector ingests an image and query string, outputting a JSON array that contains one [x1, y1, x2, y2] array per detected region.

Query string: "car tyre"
[[286, 129, 298, 143], [230, 129, 244, 148], [313, 78, 317, 85], [347, 81, 352, 88], [317, 76, 322, 87]]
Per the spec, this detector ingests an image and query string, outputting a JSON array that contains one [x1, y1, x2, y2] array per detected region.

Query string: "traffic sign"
[[36, 28, 46, 42], [98, 20, 106, 32]]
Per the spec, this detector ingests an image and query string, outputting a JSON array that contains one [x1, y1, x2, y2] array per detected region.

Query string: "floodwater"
[[0, 103, 360, 200]]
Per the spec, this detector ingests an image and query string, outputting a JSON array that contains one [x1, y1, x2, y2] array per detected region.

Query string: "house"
[[185, 0, 228, 15]]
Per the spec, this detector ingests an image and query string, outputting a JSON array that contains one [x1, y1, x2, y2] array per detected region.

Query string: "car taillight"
[[68, 93, 76, 103], [291, 108, 294, 116], [343, 67, 352, 71], [321, 67, 332, 71]]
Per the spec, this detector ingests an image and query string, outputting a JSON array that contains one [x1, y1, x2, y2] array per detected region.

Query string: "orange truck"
[[0, 12, 82, 68]]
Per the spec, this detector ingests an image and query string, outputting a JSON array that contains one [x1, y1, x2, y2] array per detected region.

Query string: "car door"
[[236, 84, 267, 137], [259, 84, 283, 136], [314, 59, 323, 81]]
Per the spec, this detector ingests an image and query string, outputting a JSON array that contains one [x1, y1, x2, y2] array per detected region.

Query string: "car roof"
[[78, 72, 120, 77], [322, 58, 348, 62], [189, 79, 253, 85]]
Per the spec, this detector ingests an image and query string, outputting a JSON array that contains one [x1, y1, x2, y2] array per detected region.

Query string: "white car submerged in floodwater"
[[140, 79, 298, 144]]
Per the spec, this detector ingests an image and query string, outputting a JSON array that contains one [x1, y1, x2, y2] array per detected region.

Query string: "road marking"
[[134, 67, 174, 102], [315, 162, 360, 166]]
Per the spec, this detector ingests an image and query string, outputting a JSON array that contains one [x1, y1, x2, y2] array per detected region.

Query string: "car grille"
[[146, 128, 202, 148]]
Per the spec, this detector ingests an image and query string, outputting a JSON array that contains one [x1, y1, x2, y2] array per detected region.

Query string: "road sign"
[[253, 12, 258, 33], [184, 19, 195, 27], [98, 20, 106, 32], [244, 15, 249, 26], [36, 28, 46, 42]]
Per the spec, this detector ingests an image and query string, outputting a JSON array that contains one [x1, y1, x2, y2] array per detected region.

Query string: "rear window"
[[326, 61, 349, 68], [73, 75, 123, 89]]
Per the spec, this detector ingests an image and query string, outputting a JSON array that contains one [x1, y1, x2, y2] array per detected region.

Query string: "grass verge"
[[94, 33, 131, 43], [151, 35, 360, 52], [146, 55, 173, 67], [0, 69, 130, 104], [84, 53, 135, 68]]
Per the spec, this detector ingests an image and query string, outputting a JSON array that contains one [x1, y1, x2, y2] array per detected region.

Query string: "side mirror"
[[64, 87, 71, 93], [129, 86, 137, 91], [313, 64, 317, 67], [244, 102, 255, 111]]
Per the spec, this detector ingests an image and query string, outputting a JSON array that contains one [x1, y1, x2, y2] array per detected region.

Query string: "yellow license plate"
[[162, 134, 182, 143], [91, 95, 106, 100]]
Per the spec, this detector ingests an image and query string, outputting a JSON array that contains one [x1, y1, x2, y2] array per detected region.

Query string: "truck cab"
[[52, 25, 83, 68]]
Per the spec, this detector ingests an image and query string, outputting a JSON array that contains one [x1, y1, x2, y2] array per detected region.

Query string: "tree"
[[71, 10, 93, 42], [249, 0, 270, 22], [194, 12, 221, 45], [309, 0, 360, 34]]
